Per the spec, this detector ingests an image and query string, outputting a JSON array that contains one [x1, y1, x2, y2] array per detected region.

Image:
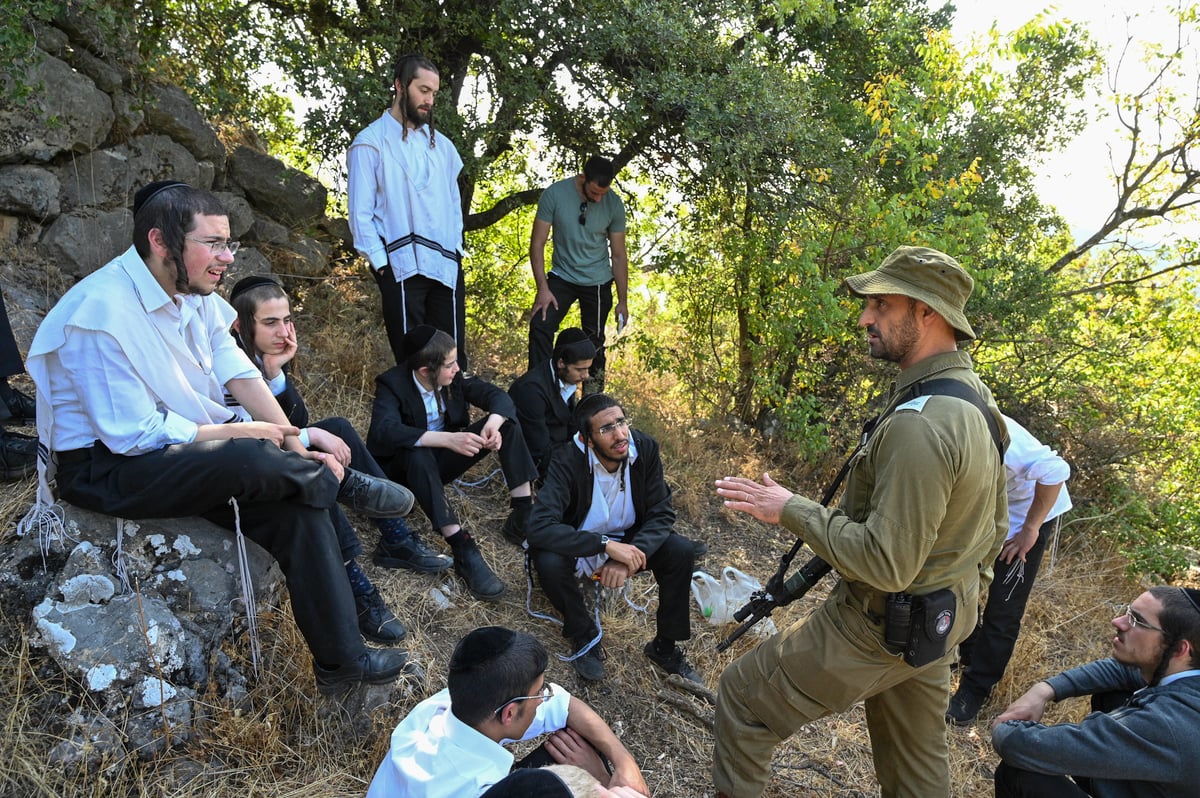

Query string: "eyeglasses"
[[1123, 604, 1166, 633], [186, 236, 240, 255], [578, 201, 588, 226], [596, 417, 631, 436], [492, 683, 553, 716]]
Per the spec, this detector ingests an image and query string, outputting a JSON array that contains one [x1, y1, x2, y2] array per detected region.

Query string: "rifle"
[[716, 554, 831, 652]]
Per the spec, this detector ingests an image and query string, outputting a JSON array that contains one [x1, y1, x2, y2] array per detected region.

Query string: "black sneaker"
[[945, 689, 985, 725], [571, 642, 605, 681], [337, 469, 415, 518], [499, 504, 530, 546], [643, 640, 702, 684], [452, 539, 506, 600], [354, 589, 407, 645], [313, 648, 421, 696], [690, 539, 709, 560], [0, 429, 38, 482], [373, 535, 452, 573]]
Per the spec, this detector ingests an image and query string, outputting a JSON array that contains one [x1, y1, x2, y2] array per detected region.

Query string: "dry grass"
[[0, 269, 1146, 797]]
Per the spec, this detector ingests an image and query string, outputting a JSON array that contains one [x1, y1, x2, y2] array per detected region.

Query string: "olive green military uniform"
[[713, 350, 1008, 798]]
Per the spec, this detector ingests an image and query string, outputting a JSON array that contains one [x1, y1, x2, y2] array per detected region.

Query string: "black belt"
[[54, 447, 94, 467]]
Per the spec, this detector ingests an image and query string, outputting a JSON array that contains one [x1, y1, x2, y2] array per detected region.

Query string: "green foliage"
[[52, 0, 1198, 580]]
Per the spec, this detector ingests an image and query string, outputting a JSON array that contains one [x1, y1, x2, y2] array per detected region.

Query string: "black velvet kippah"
[[449, 626, 516, 673], [555, 327, 590, 348], [478, 768, 572, 798], [132, 180, 191, 215], [1182, 588, 1200, 617], [401, 324, 439, 361], [228, 275, 282, 304]]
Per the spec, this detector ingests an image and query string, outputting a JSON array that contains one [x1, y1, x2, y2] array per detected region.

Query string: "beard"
[[406, 95, 431, 125], [868, 310, 919, 363]]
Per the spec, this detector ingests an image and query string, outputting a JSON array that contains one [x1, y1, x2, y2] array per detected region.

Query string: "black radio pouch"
[[903, 588, 956, 667]]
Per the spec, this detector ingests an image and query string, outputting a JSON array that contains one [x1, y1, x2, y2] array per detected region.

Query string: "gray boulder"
[[0, 165, 61, 217], [228, 146, 327, 226], [57, 135, 202, 212], [41, 208, 132, 279], [267, 234, 332, 279], [0, 52, 113, 164], [144, 83, 226, 169]]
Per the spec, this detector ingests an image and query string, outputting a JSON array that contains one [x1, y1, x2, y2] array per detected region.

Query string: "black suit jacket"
[[367, 367, 519, 458], [508, 361, 576, 478], [526, 430, 675, 559]]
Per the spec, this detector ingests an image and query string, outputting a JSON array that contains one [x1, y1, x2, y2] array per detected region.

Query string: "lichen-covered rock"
[[0, 51, 113, 164], [0, 164, 61, 217]]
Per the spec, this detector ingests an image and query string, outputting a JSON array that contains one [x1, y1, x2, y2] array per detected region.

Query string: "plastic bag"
[[692, 566, 761, 625]]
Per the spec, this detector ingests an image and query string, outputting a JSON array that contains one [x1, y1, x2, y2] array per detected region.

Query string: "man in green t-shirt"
[[527, 156, 628, 392]]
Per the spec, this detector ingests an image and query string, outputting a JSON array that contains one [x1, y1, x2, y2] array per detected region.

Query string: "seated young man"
[[991, 586, 1200, 798], [508, 327, 596, 491], [526, 393, 700, 683], [25, 180, 416, 695], [367, 326, 539, 600], [227, 276, 451, 644], [366, 626, 648, 798]]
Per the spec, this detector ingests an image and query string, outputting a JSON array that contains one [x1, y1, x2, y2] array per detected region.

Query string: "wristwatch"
[[599, 535, 610, 552]]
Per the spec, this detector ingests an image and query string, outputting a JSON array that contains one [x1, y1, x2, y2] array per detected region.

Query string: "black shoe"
[[690, 539, 709, 560], [2, 387, 35, 424], [0, 430, 38, 482], [354, 589, 407, 645], [337, 469, 415, 518], [571, 642, 606, 681], [452, 540, 506, 600], [644, 640, 702, 684], [500, 504, 530, 546], [945, 689, 985, 725], [313, 648, 420, 695], [373, 534, 452, 573]]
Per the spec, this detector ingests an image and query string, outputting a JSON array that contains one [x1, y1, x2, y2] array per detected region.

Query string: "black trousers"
[[56, 439, 366, 666], [0, 291, 22, 378], [530, 532, 694, 644], [377, 416, 538, 531], [372, 262, 468, 371], [957, 519, 1054, 698], [527, 274, 613, 377], [311, 416, 387, 561], [994, 761, 1093, 798]]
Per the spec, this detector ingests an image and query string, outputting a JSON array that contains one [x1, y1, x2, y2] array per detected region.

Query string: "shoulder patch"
[[895, 395, 934, 413]]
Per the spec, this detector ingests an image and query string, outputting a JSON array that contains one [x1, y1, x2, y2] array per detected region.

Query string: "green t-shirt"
[[535, 177, 626, 286]]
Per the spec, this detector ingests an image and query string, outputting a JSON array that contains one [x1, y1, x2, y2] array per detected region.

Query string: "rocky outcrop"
[[0, 504, 282, 760], [0, 28, 350, 318]]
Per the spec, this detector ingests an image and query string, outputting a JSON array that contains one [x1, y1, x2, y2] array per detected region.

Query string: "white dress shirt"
[[30, 246, 258, 456], [365, 683, 572, 798], [1003, 414, 1073, 540]]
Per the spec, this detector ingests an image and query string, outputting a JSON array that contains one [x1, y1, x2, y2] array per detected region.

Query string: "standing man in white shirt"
[[527, 156, 629, 392], [348, 53, 468, 370], [946, 413, 1073, 724], [24, 180, 418, 696], [366, 625, 648, 798]]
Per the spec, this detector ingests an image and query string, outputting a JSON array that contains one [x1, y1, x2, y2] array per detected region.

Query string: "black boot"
[[448, 531, 505, 601], [500, 501, 531, 546]]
